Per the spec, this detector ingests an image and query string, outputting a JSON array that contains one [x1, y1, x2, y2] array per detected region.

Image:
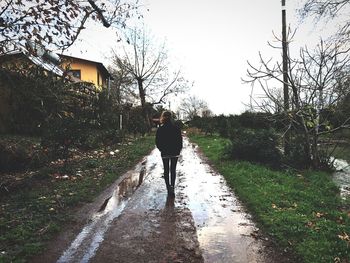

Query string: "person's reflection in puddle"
[[164, 195, 175, 213]]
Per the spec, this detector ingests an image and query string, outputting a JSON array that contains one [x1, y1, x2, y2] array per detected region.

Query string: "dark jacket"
[[155, 121, 183, 157]]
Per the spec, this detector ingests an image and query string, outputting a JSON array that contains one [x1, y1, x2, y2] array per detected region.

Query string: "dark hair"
[[160, 111, 172, 124]]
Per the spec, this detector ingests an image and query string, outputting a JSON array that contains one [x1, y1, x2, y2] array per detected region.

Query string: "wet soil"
[[333, 158, 350, 198], [33, 137, 289, 263]]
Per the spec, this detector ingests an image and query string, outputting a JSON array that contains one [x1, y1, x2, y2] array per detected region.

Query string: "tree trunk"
[[137, 78, 151, 131], [311, 131, 320, 168]]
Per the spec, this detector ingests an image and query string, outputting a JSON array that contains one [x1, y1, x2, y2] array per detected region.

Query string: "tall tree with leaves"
[[112, 28, 187, 129], [0, 0, 137, 54]]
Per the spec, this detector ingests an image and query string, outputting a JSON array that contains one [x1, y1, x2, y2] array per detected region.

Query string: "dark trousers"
[[162, 157, 178, 187]]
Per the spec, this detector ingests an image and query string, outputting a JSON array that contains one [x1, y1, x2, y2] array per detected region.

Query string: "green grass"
[[190, 133, 350, 263], [0, 135, 155, 263]]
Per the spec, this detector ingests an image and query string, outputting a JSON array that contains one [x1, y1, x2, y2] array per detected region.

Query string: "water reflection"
[[57, 159, 147, 263], [179, 138, 267, 263], [333, 158, 350, 198], [165, 195, 175, 211]]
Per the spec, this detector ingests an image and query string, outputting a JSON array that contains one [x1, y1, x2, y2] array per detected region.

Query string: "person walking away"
[[155, 111, 183, 197]]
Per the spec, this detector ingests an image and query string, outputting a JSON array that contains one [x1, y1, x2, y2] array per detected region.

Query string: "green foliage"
[[41, 116, 89, 160], [189, 112, 273, 138], [190, 134, 350, 263], [237, 111, 272, 129], [327, 93, 350, 128], [125, 106, 149, 135], [82, 129, 124, 150], [284, 135, 311, 169], [40, 83, 124, 160], [190, 115, 236, 137], [0, 67, 67, 135], [0, 135, 48, 172], [215, 115, 234, 137], [0, 141, 29, 172], [94, 89, 121, 130], [225, 128, 282, 168], [40, 83, 94, 159]]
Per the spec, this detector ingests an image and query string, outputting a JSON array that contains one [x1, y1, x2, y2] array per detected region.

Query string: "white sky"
[[66, 0, 340, 115]]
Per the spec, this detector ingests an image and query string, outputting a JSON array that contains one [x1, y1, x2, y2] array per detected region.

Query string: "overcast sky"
[[67, 0, 339, 115]]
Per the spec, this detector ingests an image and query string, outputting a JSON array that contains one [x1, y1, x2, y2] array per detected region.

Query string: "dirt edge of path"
[[29, 158, 147, 263]]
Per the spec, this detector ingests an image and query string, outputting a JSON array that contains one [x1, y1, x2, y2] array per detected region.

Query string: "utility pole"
[[282, 0, 290, 154], [282, 0, 289, 111]]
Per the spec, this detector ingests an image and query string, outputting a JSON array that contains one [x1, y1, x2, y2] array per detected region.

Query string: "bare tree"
[[179, 95, 211, 121], [0, 0, 137, 54], [108, 62, 135, 105], [300, 0, 350, 43], [112, 28, 188, 129], [245, 37, 350, 168]]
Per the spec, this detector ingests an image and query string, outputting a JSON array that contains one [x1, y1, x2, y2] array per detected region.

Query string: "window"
[[69, 69, 81, 79]]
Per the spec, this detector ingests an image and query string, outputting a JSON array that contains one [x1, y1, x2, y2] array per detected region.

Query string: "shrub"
[[0, 137, 48, 172], [125, 107, 149, 136], [225, 128, 282, 167], [82, 129, 124, 149], [0, 142, 29, 172], [41, 116, 89, 161], [284, 135, 311, 169], [237, 111, 272, 129], [0, 67, 67, 135], [185, 127, 202, 136]]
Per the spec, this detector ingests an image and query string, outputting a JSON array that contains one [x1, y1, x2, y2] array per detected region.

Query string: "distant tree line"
[[189, 105, 349, 170]]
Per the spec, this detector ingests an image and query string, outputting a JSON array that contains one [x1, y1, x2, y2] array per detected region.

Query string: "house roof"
[[0, 50, 65, 77], [59, 54, 113, 79], [0, 50, 113, 80]]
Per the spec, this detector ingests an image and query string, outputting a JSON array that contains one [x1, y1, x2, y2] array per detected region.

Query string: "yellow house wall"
[[61, 59, 107, 90]]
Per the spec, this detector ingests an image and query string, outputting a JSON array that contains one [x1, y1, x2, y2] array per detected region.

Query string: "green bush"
[[214, 115, 230, 137], [285, 136, 310, 169], [237, 111, 272, 129], [0, 138, 48, 172], [225, 128, 282, 167], [0, 142, 29, 171], [126, 106, 149, 135], [41, 115, 91, 160], [82, 129, 124, 149], [0, 67, 67, 135]]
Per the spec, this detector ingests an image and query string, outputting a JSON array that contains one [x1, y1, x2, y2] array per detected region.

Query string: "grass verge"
[[0, 135, 155, 263], [189, 133, 350, 263]]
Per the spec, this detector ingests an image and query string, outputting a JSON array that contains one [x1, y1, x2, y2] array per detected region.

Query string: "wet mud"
[[34, 137, 288, 263], [333, 158, 350, 198], [178, 138, 283, 263]]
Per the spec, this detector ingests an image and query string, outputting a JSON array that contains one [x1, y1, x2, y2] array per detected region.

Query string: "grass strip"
[[0, 135, 155, 263], [189, 134, 350, 263]]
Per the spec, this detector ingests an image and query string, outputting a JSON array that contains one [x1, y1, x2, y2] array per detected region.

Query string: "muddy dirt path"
[[35, 138, 284, 263]]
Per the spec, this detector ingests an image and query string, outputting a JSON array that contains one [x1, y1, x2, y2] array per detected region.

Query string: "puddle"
[[178, 138, 267, 263], [332, 158, 350, 198], [57, 160, 147, 263]]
